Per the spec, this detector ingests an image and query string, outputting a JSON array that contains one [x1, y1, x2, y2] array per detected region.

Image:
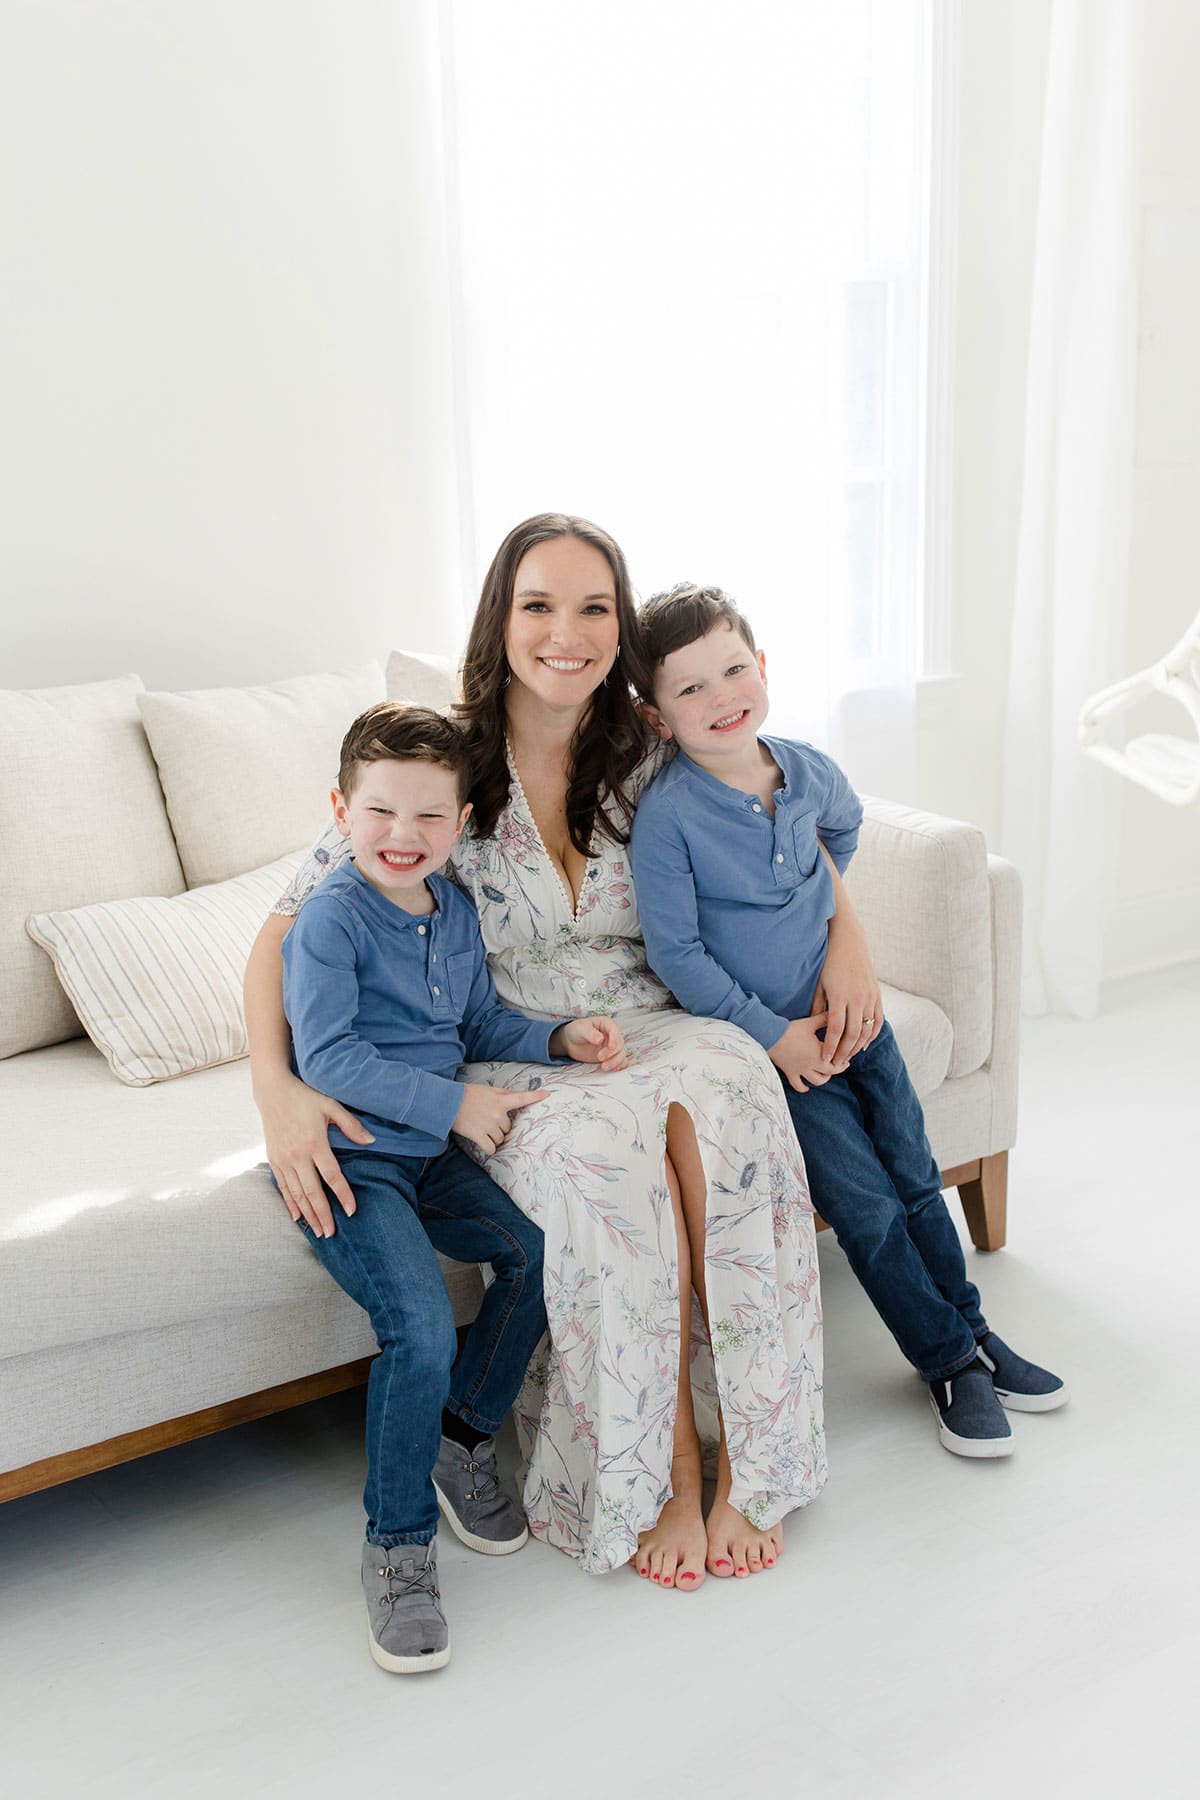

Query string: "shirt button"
[[417, 925, 427, 935], [752, 803, 762, 813], [433, 985, 441, 996], [776, 853, 785, 863]]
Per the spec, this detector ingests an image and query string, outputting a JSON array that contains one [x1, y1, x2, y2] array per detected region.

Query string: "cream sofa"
[[0, 656, 1020, 1502]]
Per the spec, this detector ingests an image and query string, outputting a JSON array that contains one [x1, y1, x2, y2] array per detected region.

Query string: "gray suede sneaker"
[[361, 1538, 450, 1674], [432, 1434, 529, 1554]]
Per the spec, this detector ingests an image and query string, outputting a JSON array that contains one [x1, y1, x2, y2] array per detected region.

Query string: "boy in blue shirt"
[[630, 585, 1065, 1462], [281, 702, 624, 1673]]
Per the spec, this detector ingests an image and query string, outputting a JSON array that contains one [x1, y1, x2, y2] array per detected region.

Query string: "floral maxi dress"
[[279, 758, 827, 1574]]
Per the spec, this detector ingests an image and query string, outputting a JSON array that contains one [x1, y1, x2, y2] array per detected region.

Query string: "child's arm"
[[811, 844, 884, 1067], [283, 906, 465, 1148], [455, 934, 626, 1072], [631, 801, 792, 1053], [631, 798, 852, 1092]]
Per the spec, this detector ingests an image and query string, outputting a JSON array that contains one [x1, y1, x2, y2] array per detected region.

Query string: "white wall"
[[0, 0, 463, 693]]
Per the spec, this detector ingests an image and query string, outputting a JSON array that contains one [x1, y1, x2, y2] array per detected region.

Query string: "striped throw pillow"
[[25, 852, 305, 1086]]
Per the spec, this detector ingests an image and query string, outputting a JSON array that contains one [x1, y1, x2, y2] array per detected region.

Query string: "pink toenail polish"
[[663, 1578, 673, 1586], [680, 1571, 695, 1582], [737, 1566, 747, 1573], [716, 1558, 731, 1568], [652, 1573, 659, 1581]]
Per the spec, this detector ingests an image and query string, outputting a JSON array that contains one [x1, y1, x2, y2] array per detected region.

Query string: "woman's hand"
[[813, 906, 884, 1068], [257, 1071, 374, 1238]]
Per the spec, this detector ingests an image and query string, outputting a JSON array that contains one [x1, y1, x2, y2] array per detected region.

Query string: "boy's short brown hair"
[[337, 702, 472, 803], [636, 584, 758, 698]]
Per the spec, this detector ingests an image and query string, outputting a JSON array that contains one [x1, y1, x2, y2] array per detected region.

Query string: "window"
[[445, 0, 944, 728]]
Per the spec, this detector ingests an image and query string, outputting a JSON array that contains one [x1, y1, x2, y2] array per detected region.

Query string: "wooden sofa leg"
[[955, 1151, 1008, 1252]]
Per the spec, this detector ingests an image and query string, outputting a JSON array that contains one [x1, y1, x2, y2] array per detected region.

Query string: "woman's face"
[[504, 536, 621, 712]]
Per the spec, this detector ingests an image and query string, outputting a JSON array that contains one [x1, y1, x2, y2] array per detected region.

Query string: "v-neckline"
[[506, 746, 591, 921]]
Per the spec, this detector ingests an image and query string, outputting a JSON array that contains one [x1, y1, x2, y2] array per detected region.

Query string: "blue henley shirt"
[[281, 860, 561, 1158], [629, 735, 863, 1051]]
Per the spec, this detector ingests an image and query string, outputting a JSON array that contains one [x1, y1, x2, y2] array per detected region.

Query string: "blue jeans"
[[781, 1021, 986, 1382], [298, 1144, 546, 1548]]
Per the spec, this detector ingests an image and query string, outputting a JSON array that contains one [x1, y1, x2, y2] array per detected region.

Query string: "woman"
[[247, 514, 875, 1586]]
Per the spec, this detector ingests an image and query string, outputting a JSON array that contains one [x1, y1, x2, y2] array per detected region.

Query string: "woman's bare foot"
[[704, 1434, 782, 1576], [631, 1453, 708, 1590], [704, 1496, 784, 1578]]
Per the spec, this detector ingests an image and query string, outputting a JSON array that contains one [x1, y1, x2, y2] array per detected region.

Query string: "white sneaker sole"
[[994, 1383, 1069, 1414], [433, 1482, 529, 1555], [930, 1393, 1015, 1458], [367, 1624, 451, 1674]]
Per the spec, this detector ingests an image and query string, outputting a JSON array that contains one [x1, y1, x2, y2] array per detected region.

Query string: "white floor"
[[3, 966, 1198, 1800]]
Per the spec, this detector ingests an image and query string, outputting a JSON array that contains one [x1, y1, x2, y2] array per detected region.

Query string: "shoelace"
[[460, 1453, 500, 1506], [376, 1559, 441, 1606]]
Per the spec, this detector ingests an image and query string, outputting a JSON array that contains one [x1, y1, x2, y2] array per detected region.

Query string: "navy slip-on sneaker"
[[929, 1358, 1014, 1458], [976, 1331, 1068, 1413]]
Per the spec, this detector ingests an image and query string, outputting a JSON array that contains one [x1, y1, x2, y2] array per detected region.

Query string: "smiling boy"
[[281, 702, 624, 1672], [630, 585, 1066, 1461]]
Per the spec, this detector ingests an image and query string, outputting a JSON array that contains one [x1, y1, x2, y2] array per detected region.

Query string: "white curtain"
[[438, 0, 933, 799], [1000, 0, 1142, 1018]]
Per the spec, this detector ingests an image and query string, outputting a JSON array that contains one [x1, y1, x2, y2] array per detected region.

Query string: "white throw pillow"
[[0, 675, 185, 1059], [26, 852, 305, 1086], [138, 664, 385, 888], [386, 650, 458, 712]]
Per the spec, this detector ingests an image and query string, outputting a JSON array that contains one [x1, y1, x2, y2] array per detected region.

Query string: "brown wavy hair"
[[455, 513, 652, 852], [337, 702, 472, 803]]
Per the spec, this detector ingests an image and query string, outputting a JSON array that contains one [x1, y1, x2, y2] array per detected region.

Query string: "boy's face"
[[332, 760, 471, 905], [648, 623, 769, 763]]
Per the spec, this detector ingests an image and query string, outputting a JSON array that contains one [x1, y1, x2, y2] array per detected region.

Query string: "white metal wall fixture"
[[1078, 607, 1200, 805]]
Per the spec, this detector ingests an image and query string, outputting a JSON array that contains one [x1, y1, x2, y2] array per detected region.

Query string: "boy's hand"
[[452, 1083, 545, 1156], [768, 1015, 852, 1094], [549, 1015, 627, 1072]]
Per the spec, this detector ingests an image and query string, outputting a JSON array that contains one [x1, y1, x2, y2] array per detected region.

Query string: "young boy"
[[281, 702, 624, 1673], [630, 586, 1066, 1460]]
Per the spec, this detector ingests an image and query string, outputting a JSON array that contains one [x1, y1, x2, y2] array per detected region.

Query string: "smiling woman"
[[505, 537, 620, 700], [246, 511, 830, 1603]]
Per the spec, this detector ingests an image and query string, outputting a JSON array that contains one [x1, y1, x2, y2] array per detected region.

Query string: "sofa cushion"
[[0, 1040, 483, 1361], [26, 852, 304, 1086], [137, 663, 385, 888], [386, 649, 457, 711], [880, 983, 953, 1099], [0, 675, 185, 1060]]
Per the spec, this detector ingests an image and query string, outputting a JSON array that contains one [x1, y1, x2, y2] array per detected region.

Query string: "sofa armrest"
[[985, 854, 1022, 1153], [843, 798, 993, 1078]]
